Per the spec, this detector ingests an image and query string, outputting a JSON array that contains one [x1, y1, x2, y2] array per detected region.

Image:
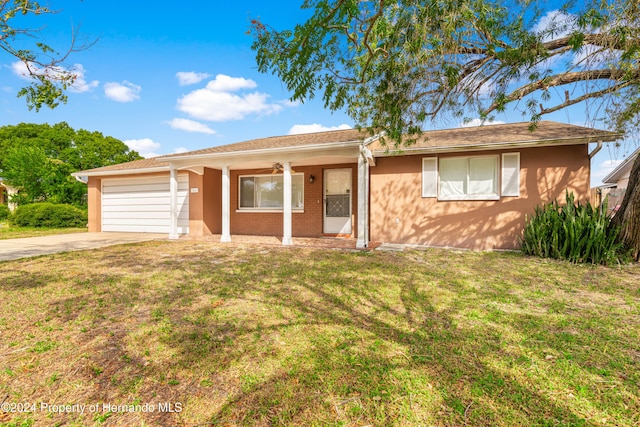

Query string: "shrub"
[[11, 203, 88, 228], [0, 204, 10, 221], [520, 192, 629, 265]]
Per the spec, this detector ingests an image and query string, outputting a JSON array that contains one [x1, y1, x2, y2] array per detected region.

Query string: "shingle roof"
[[161, 128, 368, 158], [368, 121, 620, 152], [74, 122, 620, 175], [74, 157, 169, 174], [602, 146, 640, 184], [73, 128, 369, 175]]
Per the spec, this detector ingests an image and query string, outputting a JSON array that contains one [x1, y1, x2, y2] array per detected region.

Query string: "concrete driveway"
[[0, 232, 166, 262]]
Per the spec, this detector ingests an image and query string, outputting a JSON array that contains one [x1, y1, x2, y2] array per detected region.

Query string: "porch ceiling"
[[171, 146, 360, 172]]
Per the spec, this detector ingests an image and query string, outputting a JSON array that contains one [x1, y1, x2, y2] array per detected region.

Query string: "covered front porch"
[[163, 141, 374, 248]]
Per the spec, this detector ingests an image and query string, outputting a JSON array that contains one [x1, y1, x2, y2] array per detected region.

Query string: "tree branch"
[[484, 68, 639, 114]]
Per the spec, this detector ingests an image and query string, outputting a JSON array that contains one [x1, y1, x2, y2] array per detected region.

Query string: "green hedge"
[[0, 204, 10, 221], [11, 203, 88, 228], [520, 192, 629, 265]]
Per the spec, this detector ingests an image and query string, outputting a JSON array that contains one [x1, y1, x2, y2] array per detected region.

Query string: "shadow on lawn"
[[208, 264, 592, 426], [28, 244, 637, 426], [164, 248, 622, 425]]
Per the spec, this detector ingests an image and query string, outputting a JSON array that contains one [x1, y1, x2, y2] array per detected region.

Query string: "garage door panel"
[[102, 224, 189, 233], [102, 175, 189, 234], [103, 183, 171, 193], [101, 211, 189, 220], [103, 203, 174, 212], [102, 218, 189, 227], [103, 182, 189, 194], [102, 194, 189, 204]]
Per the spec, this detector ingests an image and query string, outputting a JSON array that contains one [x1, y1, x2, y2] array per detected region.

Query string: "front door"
[[323, 168, 352, 234]]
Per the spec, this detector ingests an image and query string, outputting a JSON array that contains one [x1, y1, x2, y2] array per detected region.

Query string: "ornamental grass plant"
[[521, 192, 629, 265]]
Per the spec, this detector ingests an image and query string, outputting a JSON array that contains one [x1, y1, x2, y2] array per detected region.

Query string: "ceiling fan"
[[257, 162, 297, 174]]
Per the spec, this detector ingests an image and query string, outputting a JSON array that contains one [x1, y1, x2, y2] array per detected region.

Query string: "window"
[[422, 154, 520, 200], [438, 156, 498, 200], [238, 174, 304, 210]]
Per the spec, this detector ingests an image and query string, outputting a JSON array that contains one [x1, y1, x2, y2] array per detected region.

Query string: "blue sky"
[[0, 0, 633, 185]]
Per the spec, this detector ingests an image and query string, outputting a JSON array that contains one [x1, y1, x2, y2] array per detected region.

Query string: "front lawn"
[[0, 221, 87, 240], [0, 241, 638, 426]]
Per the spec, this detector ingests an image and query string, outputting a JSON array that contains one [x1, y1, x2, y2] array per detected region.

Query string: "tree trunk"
[[611, 155, 640, 261]]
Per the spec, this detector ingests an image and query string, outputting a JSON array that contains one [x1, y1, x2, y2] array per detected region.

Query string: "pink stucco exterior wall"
[[369, 145, 591, 250]]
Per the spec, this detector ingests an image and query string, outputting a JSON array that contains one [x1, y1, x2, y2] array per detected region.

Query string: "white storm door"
[[323, 168, 352, 234]]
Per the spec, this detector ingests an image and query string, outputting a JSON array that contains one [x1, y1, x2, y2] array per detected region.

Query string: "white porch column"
[[356, 150, 370, 248], [282, 161, 293, 245], [221, 165, 231, 242], [169, 165, 179, 240]]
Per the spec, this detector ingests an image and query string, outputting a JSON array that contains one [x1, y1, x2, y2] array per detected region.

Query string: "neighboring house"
[[597, 146, 640, 213], [0, 179, 17, 211], [72, 121, 619, 250]]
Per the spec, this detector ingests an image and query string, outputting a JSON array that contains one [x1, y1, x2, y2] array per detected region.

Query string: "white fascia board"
[[71, 166, 170, 178], [372, 137, 604, 157], [157, 140, 363, 162], [602, 146, 640, 184]]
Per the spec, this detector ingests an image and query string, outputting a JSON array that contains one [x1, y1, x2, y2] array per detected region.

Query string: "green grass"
[[0, 241, 638, 426], [0, 221, 87, 239]]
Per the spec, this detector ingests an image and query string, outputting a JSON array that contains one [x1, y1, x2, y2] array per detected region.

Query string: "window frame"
[[423, 154, 517, 201], [237, 172, 305, 212]]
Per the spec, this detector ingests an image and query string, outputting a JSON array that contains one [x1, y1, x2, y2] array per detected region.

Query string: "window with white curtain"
[[422, 154, 514, 200], [239, 174, 304, 210]]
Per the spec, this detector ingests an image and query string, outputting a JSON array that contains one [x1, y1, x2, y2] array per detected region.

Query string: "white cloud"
[[172, 147, 189, 154], [176, 71, 211, 86], [10, 61, 98, 93], [167, 118, 216, 134], [10, 61, 31, 80], [532, 10, 575, 42], [104, 81, 141, 102], [124, 138, 161, 158], [205, 74, 257, 92], [592, 158, 622, 183], [176, 74, 282, 121], [288, 123, 352, 135], [68, 64, 99, 93], [459, 118, 506, 128], [280, 99, 301, 107]]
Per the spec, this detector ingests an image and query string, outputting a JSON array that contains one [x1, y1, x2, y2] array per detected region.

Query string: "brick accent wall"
[[229, 164, 358, 238]]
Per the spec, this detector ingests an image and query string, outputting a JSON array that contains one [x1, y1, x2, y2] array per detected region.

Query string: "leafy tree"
[[1, 1, 86, 110], [68, 130, 142, 171], [250, 0, 640, 259], [0, 123, 141, 206], [2, 145, 55, 205], [1, 145, 83, 205]]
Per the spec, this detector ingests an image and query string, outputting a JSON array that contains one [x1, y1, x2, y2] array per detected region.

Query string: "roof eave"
[[157, 140, 363, 162], [372, 136, 617, 156], [602, 146, 640, 184], [71, 165, 170, 178]]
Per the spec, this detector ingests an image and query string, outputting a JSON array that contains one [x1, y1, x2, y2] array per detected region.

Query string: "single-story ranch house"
[[72, 121, 619, 250]]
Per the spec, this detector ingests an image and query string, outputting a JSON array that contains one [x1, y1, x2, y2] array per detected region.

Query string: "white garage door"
[[102, 175, 189, 234]]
